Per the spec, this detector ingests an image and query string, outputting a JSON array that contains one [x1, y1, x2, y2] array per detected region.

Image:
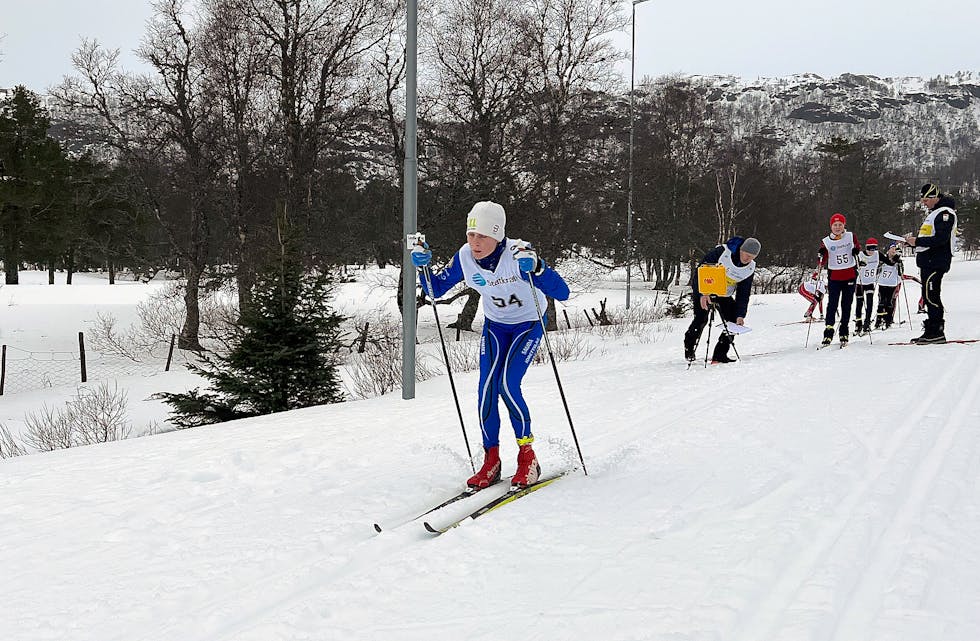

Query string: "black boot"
[[821, 325, 834, 346], [711, 333, 736, 363], [683, 330, 698, 361], [912, 319, 946, 344]]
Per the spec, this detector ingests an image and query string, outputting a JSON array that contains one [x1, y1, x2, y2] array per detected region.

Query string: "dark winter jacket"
[[880, 250, 903, 267], [915, 194, 957, 270], [691, 237, 755, 319]]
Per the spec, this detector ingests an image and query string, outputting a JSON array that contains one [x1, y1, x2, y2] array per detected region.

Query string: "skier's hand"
[[903, 233, 916, 246], [411, 241, 432, 267], [699, 294, 710, 310], [512, 242, 542, 274], [735, 317, 745, 326]]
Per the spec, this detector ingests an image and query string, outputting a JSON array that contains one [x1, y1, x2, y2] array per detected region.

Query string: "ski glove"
[[512, 242, 544, 275], [411, 241, 432, 268]]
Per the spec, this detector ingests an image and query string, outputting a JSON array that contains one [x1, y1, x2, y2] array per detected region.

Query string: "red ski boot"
[[511, 444, 541, 488], [467, 446, 501, 489]]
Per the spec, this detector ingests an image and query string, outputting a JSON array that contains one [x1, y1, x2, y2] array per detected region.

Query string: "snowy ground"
[[2, 260, 979, 641]]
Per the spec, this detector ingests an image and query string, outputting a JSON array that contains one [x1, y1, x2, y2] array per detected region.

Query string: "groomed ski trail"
[[730, 350, 977, 641]]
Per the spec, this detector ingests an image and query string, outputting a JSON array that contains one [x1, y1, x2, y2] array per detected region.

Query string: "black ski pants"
[[876, 285, 898, 325], [920, 265, 948, 324], [854, 283, 875, 324], [684, 294, 737, 359], [826, 278, 856, 334]]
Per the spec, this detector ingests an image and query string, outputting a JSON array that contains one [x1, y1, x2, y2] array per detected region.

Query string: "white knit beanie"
[[465, 201, 506, 241]]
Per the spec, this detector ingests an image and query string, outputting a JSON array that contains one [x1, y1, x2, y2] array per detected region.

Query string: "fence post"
[[78, 332, 87, 383], [165, 334, 176, 371], [1, 345, 6, 395], [583, 310, 594, 327], [563, 309, 571, 330]]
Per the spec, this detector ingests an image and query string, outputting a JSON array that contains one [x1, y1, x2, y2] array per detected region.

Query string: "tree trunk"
[[179, 263, 204, 351], [235, 221, 253, 315], [545, 297, 558, 331], [66, 248, 75, 284], [448, 289, 481, 332], [2, 227, 18, 283]]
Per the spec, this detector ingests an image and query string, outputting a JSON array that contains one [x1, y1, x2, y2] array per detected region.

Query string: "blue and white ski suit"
[[421, 239, 570, 448]]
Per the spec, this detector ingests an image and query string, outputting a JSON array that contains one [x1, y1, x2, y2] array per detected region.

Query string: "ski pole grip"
[[407, 232, 426, 251]]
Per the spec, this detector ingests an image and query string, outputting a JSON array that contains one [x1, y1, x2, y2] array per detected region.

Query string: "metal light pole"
[[401, 0, 418, 399], [626, 0, 652, 310]]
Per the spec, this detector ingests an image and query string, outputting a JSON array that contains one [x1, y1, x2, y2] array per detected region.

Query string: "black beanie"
[[920, 183, 940, 198]]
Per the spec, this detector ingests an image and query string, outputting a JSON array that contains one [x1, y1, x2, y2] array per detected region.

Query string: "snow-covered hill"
[[672, 71, 980, 169], [3, 259, 980, 641]]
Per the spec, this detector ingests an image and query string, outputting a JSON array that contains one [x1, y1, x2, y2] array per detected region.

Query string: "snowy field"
[[2, 259, 980, 641]]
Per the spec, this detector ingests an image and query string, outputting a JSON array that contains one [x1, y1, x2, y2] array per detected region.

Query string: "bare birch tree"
[[714, 164, 748, 243]]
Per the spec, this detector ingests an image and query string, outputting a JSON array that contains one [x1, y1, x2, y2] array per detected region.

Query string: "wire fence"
[[1, 333, 184, 396]]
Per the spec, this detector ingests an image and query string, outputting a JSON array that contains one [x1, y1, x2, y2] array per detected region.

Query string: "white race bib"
[[457, 239, 547, 324]]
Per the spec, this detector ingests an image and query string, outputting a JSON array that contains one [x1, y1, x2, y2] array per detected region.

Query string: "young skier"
[[411, 201, 570, 488], [798, 272, 826, 320], [816, 213, 861, 347], [682, 236, 761, 364], [874, 242, 904, 329], [853, 237, 880, 335]]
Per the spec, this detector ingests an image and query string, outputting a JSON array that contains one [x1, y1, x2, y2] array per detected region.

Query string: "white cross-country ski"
[[423, 471, 572, 534]]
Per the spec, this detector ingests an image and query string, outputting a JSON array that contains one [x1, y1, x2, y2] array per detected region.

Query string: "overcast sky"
[[1, 0, 978, 92]]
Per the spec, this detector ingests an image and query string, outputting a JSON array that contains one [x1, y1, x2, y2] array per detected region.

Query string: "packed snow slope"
[[3, 261, 980, 641]]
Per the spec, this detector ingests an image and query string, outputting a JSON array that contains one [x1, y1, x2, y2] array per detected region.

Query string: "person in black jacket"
[[904, 183, 957, 343], [683, 236, 760, 363]]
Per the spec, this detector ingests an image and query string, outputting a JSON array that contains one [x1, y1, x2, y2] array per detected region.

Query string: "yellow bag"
[[697, 264, 728, 297]]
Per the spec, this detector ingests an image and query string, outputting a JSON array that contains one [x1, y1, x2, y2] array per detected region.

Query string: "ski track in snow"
[[730, 351, 975, 641]]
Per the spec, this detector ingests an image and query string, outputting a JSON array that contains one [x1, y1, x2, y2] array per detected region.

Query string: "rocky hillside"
[[677, 71, 980, 170]]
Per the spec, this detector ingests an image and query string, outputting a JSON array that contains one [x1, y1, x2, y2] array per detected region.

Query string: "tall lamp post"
[[626, 0, 651, 309], [401, 0, 418, 399]]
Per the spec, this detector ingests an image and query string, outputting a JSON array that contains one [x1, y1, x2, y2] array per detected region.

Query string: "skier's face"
[[467, 232, 498, 259], [739, 250, 757, 264], [830, 221, 845, 236]]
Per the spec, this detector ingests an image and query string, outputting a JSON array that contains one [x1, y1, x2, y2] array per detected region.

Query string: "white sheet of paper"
[[724, 322, 751, 334], [884, 231, 906, 242]]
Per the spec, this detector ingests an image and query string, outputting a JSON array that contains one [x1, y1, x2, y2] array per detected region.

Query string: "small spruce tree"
[[163, 259, 346, 427]]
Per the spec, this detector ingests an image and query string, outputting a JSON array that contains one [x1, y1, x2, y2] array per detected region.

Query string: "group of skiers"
[[812, 214, 911, 345], [800, 241, 911, 331], [683, 182, 958, 360], [410, 182, 957, 489]]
